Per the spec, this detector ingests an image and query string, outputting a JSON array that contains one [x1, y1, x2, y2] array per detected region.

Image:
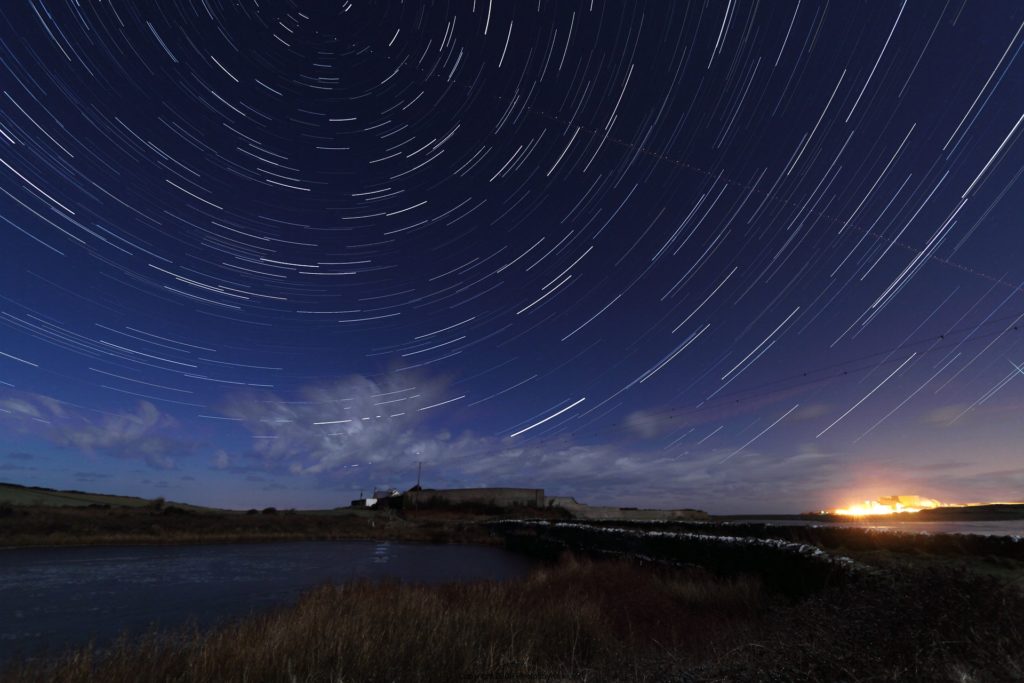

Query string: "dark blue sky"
[[1, 0, 1021, 513]]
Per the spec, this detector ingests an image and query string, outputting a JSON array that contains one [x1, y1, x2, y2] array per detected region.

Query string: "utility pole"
[[416, 461, 422, 488]]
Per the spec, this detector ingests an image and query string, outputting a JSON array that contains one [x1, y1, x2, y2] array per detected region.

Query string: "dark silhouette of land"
[[3, 481, 1023, 681]]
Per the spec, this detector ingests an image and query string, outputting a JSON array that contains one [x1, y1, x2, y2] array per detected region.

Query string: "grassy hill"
[[913, 503, 1024, 521], [0, 482, 211, 511], [0, 482, 506, 547]]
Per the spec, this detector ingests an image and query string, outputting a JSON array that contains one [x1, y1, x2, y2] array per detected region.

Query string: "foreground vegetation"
[[4, 553, 1022, 682], [4, 483, 1023, 680], [583, 518, 1024, 562]]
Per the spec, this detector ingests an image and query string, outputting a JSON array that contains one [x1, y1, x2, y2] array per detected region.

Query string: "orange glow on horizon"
[[828, 497, 1024, 516]]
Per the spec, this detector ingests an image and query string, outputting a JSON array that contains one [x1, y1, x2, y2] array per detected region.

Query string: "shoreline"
[[0, 532, 503, 551], [4, 522, 1023, 682], [0, 503, 543, 550]]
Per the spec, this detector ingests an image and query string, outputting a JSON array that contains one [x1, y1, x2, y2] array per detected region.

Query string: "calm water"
[[0, 540, 534, 664], [732, 519, 1024, 537]]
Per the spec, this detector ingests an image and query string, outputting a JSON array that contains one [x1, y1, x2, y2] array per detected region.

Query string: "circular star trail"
[[0, 1, 1021, 510]]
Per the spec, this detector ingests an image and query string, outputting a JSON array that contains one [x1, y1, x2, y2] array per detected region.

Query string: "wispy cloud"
[[217, 373, 459, 476], [207, 374, 850, 512], [0, 392, 191, 469]]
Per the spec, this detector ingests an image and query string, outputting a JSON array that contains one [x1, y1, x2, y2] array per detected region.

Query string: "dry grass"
[[709, 566, 1024, 682], [1, 556, 762, 683], [6, 516, 1023, 681], [498, 522, 1024, 681], [4, 548, 1022, 682]]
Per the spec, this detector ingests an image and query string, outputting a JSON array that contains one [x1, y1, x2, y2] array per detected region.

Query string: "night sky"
[[1, 1, 1021, 513]]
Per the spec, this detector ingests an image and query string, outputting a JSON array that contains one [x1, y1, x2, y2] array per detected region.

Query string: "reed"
[[1, 556, 761, 683], [4, 552, 1022, 681]]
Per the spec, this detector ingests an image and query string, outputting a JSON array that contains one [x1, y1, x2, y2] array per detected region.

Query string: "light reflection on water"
[[0, 540, 534, 664], [733, 519, 1024, 537]]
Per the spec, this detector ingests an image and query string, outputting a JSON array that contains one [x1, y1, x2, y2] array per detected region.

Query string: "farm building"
[[403, 487, 545, 507], [547, 496, 707, 521]]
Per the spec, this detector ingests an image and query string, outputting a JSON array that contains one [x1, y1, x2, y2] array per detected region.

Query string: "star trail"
[[0, 1, 1021, 512]]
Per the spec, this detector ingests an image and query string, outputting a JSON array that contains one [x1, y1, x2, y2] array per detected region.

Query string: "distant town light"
[[832, 495, 945, 516]]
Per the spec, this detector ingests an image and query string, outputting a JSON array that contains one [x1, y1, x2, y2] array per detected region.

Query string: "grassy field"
[[3, 552, 1021, 682], [0, 483, 202, 509], [0, 482, 571, 548], [0, 502, 509, 547]]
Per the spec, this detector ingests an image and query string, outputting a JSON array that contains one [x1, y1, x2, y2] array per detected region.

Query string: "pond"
[[0, 540, 534, 665]]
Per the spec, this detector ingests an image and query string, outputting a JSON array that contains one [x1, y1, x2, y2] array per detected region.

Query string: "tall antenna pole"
[[416, 461, 422, 487]]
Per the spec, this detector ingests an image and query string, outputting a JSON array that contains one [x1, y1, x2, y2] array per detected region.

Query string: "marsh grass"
[[1, 556, 762, 683], [711, 566, 1024, 682], [495, 523, 1024, 681], [5, 516, 1024, 681], [4, 550, 1023, 682]]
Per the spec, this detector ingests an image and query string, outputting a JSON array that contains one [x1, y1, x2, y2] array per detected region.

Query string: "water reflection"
[[733, 519, 1024, 537], [0, 540, 533, 664]]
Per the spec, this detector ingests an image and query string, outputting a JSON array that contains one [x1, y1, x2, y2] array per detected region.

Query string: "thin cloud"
[[0, 392, 191, 470]]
